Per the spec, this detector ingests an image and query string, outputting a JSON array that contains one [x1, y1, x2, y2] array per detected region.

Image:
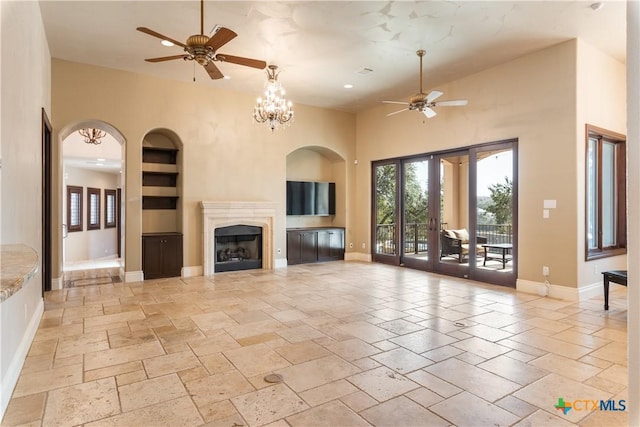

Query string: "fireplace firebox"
[[214, 225, 262, 272]]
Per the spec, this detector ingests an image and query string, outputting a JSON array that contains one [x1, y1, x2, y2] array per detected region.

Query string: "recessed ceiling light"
[[344, 84, 353, 89], [97, 158, 105, 161], [96, 163, 104, 166], [161, 40, 174, 47], [224, 76, 231, 80]]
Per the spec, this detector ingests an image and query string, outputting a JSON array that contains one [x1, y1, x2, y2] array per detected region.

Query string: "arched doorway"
[[55, 121, 126, 288]]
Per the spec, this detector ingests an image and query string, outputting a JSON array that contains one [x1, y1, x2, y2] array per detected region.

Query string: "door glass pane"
[[476, 149, 513, 270], [403, 159, 429, 262], [602, 141, 616, 247], [375, 164, 397, 255], [439, 154, 471, 265], [587, 138, 598, 249]]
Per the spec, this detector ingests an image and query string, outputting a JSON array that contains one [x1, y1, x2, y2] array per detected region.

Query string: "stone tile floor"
[[1, 262, 628, 426]]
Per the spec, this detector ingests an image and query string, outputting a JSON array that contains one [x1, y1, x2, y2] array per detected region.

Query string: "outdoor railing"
[[375, 222, 512, 254]]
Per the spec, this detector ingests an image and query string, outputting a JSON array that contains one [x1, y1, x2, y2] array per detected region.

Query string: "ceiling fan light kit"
[[253, 65, 294, 132], [383, 50, 468, 119]]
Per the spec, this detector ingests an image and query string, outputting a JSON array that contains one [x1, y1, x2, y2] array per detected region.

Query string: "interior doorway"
[[371, 139, 517, 287], [59, 123, 125, 285]]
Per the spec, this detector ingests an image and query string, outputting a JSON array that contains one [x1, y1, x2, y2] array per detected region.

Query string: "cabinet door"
[[300, 232, 318, 263], [162, 235, 183, 278], [287, 231, 302, 265], [317, 230, 334, 261], [142, 236, 164, 279], [331, 229, 345, 259], [318, 229, 345, 261]]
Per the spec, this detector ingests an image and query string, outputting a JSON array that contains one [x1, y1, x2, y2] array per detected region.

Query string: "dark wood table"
[[482, 243, 513, 269], [602, 270, 627, 310]]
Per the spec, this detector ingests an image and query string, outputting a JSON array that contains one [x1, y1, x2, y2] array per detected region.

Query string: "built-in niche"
[[141, 132, 182, 233], [141, 130, 183, 279], [285, 147, 346, 229]]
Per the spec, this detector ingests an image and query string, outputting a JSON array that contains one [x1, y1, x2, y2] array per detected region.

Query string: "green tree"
[[485, 177, 512, 225], [375, 164, 396, 225], [375, 163, 428, 225]]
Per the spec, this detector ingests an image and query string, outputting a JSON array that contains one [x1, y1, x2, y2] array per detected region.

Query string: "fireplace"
[[215, 225, 262, 272], [201, 201, 276, 275]]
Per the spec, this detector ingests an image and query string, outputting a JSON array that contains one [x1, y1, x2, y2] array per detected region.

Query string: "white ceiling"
[[39, 1, 626, 113]]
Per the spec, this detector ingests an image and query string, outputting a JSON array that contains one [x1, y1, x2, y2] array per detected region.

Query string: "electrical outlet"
[[542, 266, 549, 276], [349, 242, 353, 249], [277, 248, 281, 254], [361, 243, 366, 249]]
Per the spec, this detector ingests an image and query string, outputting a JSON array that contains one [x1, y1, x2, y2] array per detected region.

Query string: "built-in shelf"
[[142, 171, 178, 187], [142, 146, 179, 211], [142, 195, 179, 210], [142, 147, 178, 164]]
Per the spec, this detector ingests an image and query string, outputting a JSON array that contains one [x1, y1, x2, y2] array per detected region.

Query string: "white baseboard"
[[275, 259, 288, 269], [0, 298, 44, 419], [124, 270, 144, 283], [119, 267, 125, 282], [182, 265, 203, 278], [345, 252, 372, 262], [516, 279, 603, 301], [51, 276, 63, 290]]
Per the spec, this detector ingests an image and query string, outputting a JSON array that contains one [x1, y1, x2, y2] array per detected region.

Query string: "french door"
[[371, 140, 517, 287]]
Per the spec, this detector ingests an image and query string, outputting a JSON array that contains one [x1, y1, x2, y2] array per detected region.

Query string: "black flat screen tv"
[[286, 181, 335, 216]]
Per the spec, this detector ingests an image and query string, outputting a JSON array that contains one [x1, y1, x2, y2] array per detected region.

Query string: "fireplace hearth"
[[215, 225, 262, 272]]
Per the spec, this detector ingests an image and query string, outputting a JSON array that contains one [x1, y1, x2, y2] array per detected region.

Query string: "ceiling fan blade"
[[426, 90, 443, 103], [204, 62, 224, 79], [382, 101, 409, 105], [137, 27, 186, 48], [144, 55, 187, 62], [206, 27, 237, 50], [216, 53, 266, 69], [434, 99, 469, 107], [423, 107, 437, 118], [386, 108, 409, 117]]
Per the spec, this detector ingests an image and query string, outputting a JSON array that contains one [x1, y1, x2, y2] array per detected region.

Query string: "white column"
[[628, 1, 640, 424]]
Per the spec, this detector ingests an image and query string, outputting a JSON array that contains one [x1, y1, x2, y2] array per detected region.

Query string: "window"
[[87, 187, 101, 230], [586, 124, 626, 260], [105, 189, 116, 228], [67, 186, 83, 232]]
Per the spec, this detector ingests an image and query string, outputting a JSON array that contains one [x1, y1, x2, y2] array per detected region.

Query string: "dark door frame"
[[370, 139, 518, 288], [41, 108, 52, 294]]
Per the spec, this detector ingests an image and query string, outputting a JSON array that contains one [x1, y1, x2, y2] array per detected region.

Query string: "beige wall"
[[49, 40, 625, 289], [0, 1, 51, 417], [355, 40, 596, 288], [575, 39, 627, 287], [51, 60, 355, 276]]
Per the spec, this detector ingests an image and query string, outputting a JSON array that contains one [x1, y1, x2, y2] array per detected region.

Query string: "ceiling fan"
[[383, 50, 468, 118], [136, 0, 266, 79]]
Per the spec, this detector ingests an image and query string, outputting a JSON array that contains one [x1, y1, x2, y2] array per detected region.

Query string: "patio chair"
[[440, 229, 487, 263]]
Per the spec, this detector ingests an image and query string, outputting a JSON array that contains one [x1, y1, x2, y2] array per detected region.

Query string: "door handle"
[[62, 224, 68, 238], [428, 218, 434, 231]]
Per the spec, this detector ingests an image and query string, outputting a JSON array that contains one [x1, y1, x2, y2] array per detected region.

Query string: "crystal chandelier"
[[253, 65, 294, 131], [78, 128, 106, 145]]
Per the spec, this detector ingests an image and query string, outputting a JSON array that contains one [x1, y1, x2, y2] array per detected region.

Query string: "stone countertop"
[[1, 244, 39, 303]]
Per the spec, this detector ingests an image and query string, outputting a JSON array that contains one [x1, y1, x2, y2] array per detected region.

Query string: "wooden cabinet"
[[142, 233, 183, 279], [287, 227, 344, 265]]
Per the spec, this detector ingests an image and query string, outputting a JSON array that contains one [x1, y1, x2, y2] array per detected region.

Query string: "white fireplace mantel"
[[201, 201, 277, 275]]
